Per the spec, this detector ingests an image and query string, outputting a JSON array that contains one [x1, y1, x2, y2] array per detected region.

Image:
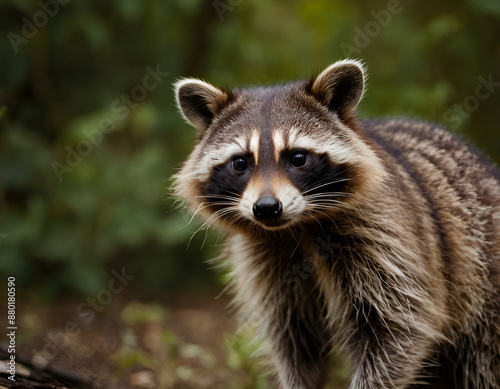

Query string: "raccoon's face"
[[174, 60, 386, 233]]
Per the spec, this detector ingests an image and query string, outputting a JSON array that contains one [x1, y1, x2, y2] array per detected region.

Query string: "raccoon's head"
[[173, 60, 386, 233]]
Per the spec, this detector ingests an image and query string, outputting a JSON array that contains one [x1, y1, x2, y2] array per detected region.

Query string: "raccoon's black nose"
[[253, 196, 283, 220]]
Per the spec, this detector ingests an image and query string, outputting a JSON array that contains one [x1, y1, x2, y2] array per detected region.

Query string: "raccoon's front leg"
[[266, 289, 330, 389], [230, 236, 330, 388], [346, 305, 438, 389]]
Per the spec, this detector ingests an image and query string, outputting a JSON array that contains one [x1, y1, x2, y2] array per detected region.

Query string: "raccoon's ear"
[[309, 59, 366, 119], [175, 78, 230, 133]]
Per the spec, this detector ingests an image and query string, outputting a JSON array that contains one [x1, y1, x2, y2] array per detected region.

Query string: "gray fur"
[[173, 60, 500, 389]]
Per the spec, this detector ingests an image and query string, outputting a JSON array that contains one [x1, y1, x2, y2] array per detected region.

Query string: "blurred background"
[[0, 0, 499, 388]]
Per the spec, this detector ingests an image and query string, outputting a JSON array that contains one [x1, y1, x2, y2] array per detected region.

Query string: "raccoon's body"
[[173, 60, 500, 389]]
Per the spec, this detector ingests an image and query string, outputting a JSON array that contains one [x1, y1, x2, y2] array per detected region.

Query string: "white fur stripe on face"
[[272, 130, 286, 162], [286, 127, 358, 165], [197, 144, 241, 174], [250, 129, 260, 165], [195, 131, 260, 181]]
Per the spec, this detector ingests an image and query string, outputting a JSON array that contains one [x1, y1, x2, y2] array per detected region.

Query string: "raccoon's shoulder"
[[360, 118, 500, 184]]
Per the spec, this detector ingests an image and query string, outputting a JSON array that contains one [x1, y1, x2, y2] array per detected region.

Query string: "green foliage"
[[0, 0, 499, 299], [121, 300, 167, 325], [113, 300, 256, 388], [225, 330, 271, 389]]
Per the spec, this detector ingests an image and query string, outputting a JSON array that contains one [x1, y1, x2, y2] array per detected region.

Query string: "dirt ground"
[[2, 290, 350, 389], [2, 291, 267, 389]]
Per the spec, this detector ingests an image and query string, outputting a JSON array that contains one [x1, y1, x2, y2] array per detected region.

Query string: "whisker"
[[202, 208, 237, 229], [186, 202, 206, 226], [187, 206, 239, 248], [311, 203, 354, 218], [309, 200, 354, 209], [194, 194, 240, 201], [307, 209, 341, 231], [286, 227, 303, 258], [305, 198, 355, 212], [301, 178, 352, 195], [305, 192, 350, 199], [304, 211, 326, 231], [194, 189, 243, 199]]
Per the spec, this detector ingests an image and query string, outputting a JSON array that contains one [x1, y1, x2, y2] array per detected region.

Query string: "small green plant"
[[224, 328, 272, 389], [113, 301, 228, 388]]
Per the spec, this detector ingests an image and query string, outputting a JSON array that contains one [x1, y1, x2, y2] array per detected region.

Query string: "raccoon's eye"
[[290, 150, 307, 168], [232, 157, 248, 173]]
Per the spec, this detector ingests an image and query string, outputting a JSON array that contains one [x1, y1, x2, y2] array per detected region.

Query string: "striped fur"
[[173, 60, 500, 388]]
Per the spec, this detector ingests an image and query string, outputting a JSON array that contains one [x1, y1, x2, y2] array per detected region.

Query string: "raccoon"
[[172, 60, 500, 389]]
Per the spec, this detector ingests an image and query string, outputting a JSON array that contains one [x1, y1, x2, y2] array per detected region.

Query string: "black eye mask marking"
[[282, 151, 351, 197], [204, 154, 254, 205]]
